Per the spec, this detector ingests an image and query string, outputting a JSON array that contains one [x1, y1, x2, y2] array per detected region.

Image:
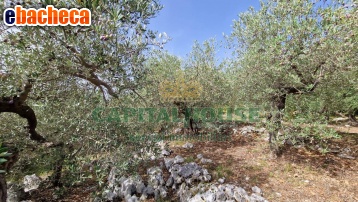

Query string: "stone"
[[216, 190, 227, 201], [102, 190, 116, 201], [175, 176, 184, 184], [252, 186, 262, 196], [218, 178, 225, 184], [166, 176, 174, 187], [136, 182, 145, 194], [233, 187, 248, 202], [203, 174, 211, 182], [202, 191, 216, 202], [174, 155, 185, 164], [125, 195, 139, 202], [189, 194, 205, 202], [107, 167, 119, 188], [121, 179, 136, 196], [164, 158, 175, 169], [143, 185, 155, 196], [178, 163, 200, 178], [23, 174, 41, 192], [192, 170, 202, 180], [154, 189, 160, 200], [202, 169, 209, 176], [200, 158, 213, 164], [139, 194, 147, 200], [158, 186, 168, 198], [225, 185, 235, 200], [7, 183, 27, 202], [147, 166, 162, 176], [182, 142, 194, 149], [250, 193, 268, 202], [161, 149, 171, 156]]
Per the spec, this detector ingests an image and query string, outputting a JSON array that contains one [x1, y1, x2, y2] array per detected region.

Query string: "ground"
[[169, 130, 357, 202], [25, 124, 358, 202]]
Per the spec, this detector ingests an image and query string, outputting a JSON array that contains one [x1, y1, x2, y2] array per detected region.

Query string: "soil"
[[24, 124, 358, 202]]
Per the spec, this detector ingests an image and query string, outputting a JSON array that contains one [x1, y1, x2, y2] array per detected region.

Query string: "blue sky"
[[149, 0, 261, 59]]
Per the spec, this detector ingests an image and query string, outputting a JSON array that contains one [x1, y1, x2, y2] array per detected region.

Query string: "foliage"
[[229, 0, 357, 110], [0, 144, 11, 174], [0, 0, 167, 187]]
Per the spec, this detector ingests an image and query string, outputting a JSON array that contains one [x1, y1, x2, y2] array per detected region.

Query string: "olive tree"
[[230, 0, 357, 145], [0, 0, 165, 199]]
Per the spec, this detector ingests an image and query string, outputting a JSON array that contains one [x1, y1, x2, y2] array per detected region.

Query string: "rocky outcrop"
[[98, 153, 268, 202]]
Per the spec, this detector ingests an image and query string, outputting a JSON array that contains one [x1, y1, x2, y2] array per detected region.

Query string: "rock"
[[171, 164, 182, 174], [200, 158, 213, 164], [233, 187, 248, 202], [154, 189, 160, 200], [143, 185, 155, 196], [225, 185, 235, 199], [121, 178, 136, 196], [136, 182, 145, 194], [175, 176, 184, 184], [166, 176, 174, 187], [164, 158, 175, 169], [187, 183, 267, 202], [178, 163, 200, 178], [147, 167, 165, 188], [125, 195, 139, 202], [102, 189, 116, 201], [173, 128, 183, 134], [7, 183, 27, 202], [192, 170, 201, 180], [240, 126, 256, 135], [256, 128, 266, 133], [107, 167, 119, 188], [182, 142, 194, 149], [23, 174, 41, 192], [147, 167, 162, 176], [201, 191, 216, 202], [174, 155, 185, 164], [215, 190, 227, 201], [161, 149, 171, 156], [218, 178, 225, 184], [203, 174, 212, 182], [202, 169, 209, 176], [156, 140, 168, 150], [252, 186, 262, 196], [197, 154, 203, 159], [158, 186, 168, 198], [139, 193, 148, 201], [189, 194, 205, 202], [250, 193, 268, 202]]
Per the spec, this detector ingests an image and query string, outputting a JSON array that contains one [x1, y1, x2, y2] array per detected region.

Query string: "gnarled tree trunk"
[[0, 174, 6, 202], [0, 82, 46, 202]]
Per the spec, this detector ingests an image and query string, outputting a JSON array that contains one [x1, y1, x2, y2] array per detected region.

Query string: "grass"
[[213, 165, 234, 179], [185, 156, 196, 163]]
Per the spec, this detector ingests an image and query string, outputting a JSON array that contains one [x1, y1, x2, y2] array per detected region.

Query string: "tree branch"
[[0, 80, 46, 142], [72, 72, 118, 98]]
